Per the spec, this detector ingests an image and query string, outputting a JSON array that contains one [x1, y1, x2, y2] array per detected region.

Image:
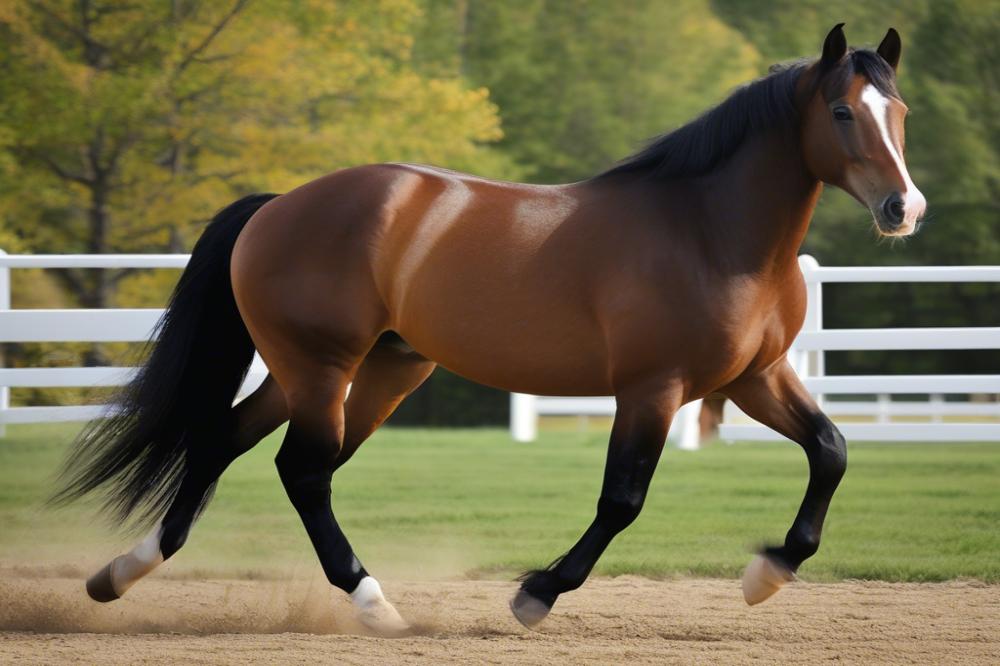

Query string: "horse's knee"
[[811, 417, 847, 485], [597, 494, 644, 532]]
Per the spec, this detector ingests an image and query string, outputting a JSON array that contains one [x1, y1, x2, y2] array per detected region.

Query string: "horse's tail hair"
[[50, 193, 279, 530]]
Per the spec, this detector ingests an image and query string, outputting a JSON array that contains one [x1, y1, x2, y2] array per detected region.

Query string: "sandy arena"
[[1, 571, 997, 664]]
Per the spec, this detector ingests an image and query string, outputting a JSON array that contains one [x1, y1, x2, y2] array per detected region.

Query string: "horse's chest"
[[635, 273, 805, 393], [712, 277, 806, 378]]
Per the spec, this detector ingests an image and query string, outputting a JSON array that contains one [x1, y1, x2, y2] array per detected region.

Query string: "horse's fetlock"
[[786, 524, 821, 561], [159, 522, 189, 559], [521, 572, 561, 606]]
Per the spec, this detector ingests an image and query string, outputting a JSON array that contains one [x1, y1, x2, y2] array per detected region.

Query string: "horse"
[[54, 24, 925, 635]]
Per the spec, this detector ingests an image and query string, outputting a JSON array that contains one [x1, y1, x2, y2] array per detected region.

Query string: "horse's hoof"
[[742, 553, 796, 605], [86, 560, 120, 603], [355, 597, 411, 637], [350, 576, 411, 637], [509, 589, 552, 629]]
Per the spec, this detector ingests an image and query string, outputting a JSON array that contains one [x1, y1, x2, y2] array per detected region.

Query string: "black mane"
[[597, 49, 898, 181]]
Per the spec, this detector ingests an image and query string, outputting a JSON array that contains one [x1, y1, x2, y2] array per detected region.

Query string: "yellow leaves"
[[9, 268, 68, 308], [1, 0, 509, 257], [115, 269, 180, 308]]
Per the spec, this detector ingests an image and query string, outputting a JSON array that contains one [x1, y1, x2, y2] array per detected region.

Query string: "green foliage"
[[0, 0, 510, 273], [2, 423, 998, 582], [416, 0, 760, 182]]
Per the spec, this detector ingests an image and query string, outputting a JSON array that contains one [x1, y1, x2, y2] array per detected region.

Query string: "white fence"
[[2, 252, 999, 444], [511, 255, 1000, 446], [0, 251, 267, 435]]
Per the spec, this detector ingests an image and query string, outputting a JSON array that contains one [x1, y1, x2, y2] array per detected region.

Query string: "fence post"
[[510, 393, 538, 442], [674, 398, 703, 451], [797, 255, 824, 407], [877, 393, 890, 423], [0, 249, 9, 437], [929, 393, 944, 423]]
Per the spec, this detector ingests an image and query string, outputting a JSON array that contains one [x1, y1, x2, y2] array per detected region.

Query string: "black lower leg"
[[159, 429, 242, 559], [766, 417, 847, 571], [519, 405, 668, 612], [159, 465, 225, 558], [520, 495, 644, 609], [276, 423, 367, 593]]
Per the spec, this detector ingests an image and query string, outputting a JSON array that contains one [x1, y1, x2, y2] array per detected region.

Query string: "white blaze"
[[860, 84, 926, 228]]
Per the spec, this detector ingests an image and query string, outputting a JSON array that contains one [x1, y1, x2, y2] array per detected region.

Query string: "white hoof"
[[509, 589, 551, 629], [742, 554, 796, 606], [351, 576, 410, 637]]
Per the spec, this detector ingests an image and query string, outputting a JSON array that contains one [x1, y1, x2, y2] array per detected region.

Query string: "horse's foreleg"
[[511, 383, 681, 629], [85, 375, 288, 602], [724, 360, 847, 605]]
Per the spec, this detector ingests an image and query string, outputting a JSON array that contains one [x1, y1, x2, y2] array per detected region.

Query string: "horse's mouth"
[[872, 209, 919, 237]]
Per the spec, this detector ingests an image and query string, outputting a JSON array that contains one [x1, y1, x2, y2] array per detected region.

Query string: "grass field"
[[0, 423, 997, 583]]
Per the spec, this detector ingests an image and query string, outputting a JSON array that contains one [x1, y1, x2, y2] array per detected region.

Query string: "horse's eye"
[[832, 106, 853, 122]]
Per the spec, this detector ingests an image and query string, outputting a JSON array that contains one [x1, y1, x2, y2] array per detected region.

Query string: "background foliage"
[[1, 0, 997, 423]]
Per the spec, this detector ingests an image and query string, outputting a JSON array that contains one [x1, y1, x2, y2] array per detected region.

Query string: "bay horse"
[[55, 25, 925, 635]]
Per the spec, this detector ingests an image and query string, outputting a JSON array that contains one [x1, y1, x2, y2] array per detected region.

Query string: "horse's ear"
[[877, 28, 901, 71], [821, 23, 848, 68]]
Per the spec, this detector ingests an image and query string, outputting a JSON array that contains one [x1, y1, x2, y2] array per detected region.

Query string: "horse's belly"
[[425, 345, 612, 396], [393, 288, 612, 396]]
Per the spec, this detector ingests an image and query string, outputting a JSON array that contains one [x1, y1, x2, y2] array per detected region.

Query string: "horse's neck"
[[701, 129, 822, 275]]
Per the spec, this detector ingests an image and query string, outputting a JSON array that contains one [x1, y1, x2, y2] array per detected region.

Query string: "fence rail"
[[2, 251, 998, 444], [0, 251, 273, 433]]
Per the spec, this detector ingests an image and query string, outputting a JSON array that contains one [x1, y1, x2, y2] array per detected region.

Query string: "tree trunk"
[[82, 177, 111, 366]]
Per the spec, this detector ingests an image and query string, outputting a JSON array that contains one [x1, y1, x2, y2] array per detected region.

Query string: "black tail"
[[51, 193, 279, 529]]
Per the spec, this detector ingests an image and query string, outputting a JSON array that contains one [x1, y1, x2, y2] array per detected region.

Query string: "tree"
[[0, 0, 511, 316], [416, 0, 761, 183]]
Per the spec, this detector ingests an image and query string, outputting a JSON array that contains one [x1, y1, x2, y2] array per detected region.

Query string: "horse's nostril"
[[882, 194, 905, 226]]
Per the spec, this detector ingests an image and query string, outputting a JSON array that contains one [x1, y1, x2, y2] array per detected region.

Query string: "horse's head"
[[800, 24, 926, 237]]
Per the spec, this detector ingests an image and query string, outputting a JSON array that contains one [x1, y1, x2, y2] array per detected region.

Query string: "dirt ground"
[[1, 571, 997, 664]]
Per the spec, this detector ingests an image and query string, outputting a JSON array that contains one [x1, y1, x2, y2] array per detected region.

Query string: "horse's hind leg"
[[86, 375, 288, 601], [341, 337, 436, 461], [724, 360, 847, 605], [274, 340, 434, 636], [512, 380, 681, 628]]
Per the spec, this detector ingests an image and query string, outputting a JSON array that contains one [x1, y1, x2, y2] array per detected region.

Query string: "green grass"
[[0, 423, 997, 583]]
